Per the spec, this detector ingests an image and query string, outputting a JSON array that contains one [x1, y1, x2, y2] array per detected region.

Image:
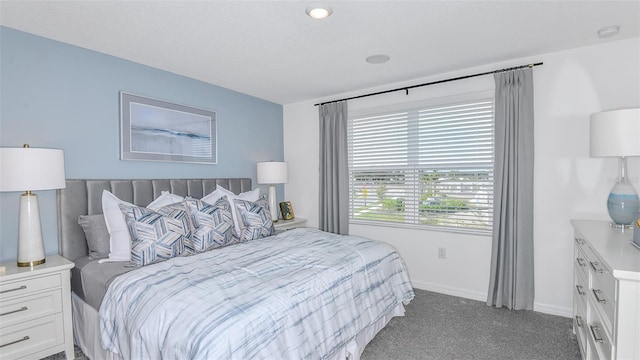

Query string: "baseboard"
[[533, 302, 572, 318], [412, 280, 573, 318], [411, 280, 487, 303]]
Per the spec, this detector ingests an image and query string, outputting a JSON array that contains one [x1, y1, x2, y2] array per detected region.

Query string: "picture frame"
[[120, 92, 217, 164], [279, 201, 295, 220]]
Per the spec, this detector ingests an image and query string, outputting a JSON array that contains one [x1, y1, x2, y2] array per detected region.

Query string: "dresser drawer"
[[0, 313, 64, 360], [573, 298, 588, 358], [574, 269, 589, 304], [0, 273, 61, 301], [574, 239, 589, 280], [587, 257, 616, 304], [588, 319, 613, 360], [0, 289, 62, 328], [590, 275, 616, 336]]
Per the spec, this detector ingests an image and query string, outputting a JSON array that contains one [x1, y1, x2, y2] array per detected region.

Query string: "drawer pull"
[[575, 315, 584, 328], [0, 336, 30, 348], [575, 238, 586, 245], [590, 261, 604, 273], [590, 325, 604, 343], [0, 306, 27, 317], [576, 258, 586, 267], [575, 285, 586, 296], [0, 285, 27, 294], [592, 289, 607, 304]]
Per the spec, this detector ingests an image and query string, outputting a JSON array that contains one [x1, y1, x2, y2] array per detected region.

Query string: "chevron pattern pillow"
[[119, 202, 190, 266], [234, 196, 275, 242], [184, 197, 235, 254]]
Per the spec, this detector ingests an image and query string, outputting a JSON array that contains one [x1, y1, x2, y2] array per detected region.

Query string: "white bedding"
[[99, 228, 414, 359]]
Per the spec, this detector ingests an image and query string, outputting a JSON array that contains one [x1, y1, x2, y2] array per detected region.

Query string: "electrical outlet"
[[438, 247, 446, 259]]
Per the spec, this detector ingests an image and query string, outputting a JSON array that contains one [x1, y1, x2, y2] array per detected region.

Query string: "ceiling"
[[1, 1, 639, 105]]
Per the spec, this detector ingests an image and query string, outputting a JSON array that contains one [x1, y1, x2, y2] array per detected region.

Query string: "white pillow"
[[99, 190, 186, 263], [99, 190, 133, 262], [147, 191, 184, 211], [202, 185, 260, 234]]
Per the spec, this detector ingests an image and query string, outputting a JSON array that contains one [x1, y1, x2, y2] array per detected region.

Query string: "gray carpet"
[[44, 289, 580, 360], [361, 289, 581, 360]]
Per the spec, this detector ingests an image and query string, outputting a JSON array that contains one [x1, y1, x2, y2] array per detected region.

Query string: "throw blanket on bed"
[[100, 228, 414, 359]]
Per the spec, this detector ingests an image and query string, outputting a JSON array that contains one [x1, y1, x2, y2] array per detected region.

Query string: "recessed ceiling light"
[[597, 25, 620, 39], [306, 6, 332, 19], [365, 54, 390, 64]]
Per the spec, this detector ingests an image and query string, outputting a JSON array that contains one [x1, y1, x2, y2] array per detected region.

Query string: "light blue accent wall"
[[0, 27, 284, 262]]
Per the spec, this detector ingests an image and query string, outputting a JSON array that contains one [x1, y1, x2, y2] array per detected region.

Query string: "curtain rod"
[[314, 62, 543, 106]]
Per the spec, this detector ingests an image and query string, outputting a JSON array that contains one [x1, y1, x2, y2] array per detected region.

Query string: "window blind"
[[348, 97, 494, 233]]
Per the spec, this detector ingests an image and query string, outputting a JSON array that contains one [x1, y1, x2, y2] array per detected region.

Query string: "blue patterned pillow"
[[119, 202, 190, 266], [184, 197, 235, 253], [233, 196, 275, 241]]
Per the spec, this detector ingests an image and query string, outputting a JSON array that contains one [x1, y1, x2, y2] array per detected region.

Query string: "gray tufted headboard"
[[57, 178, 251, 261]]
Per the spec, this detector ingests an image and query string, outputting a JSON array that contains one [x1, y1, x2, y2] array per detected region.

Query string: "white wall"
[[283, 37, 640, 317]]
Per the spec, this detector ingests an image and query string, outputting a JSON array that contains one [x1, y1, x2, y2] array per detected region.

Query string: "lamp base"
[[268, 184, 278, 222], [607, 184, 640, 227], [17, 192, 46, 267], [606, 157, 640, 228], [608, 222, 633, 230]]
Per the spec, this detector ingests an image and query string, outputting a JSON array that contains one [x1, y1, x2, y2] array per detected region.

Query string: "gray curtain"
[[319, 101, 349, 234], [487, 68, 535, 310]]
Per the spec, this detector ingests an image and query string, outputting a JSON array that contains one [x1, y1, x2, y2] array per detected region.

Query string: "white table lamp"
[[257, 161, 288, 222], [0, 145, 66, 266], [590, 108, 640, 227]]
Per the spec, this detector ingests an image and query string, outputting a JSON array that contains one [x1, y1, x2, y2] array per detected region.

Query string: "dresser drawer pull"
[[575, 238, 586, 245], [0, 336, 30, 348], [0, 285, 27, 294], [576, 258, 586, 267], [590, 325, 604, 343], [575, 285, 586, 296], [0, 306, 27, 317], [592, 289, 607, 304], [590, 261, 604, 273], [575, 315, 584, 328]]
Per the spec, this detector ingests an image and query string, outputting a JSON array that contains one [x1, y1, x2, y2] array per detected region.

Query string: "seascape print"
[[120, 92, 217, 164], [130, 103, 212, 158]]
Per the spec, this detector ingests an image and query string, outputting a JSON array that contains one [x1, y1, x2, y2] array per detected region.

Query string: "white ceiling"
[[1, 1, 639, 105]]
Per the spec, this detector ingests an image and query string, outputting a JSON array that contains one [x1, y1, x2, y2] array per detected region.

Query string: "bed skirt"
[[71, 292, 405, 360]]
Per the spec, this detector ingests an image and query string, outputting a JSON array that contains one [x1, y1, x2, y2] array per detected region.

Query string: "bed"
[[57, 178, 414, 360]]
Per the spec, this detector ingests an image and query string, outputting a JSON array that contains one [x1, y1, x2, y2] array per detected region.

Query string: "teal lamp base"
[[607, 189, 639, 227], [606, 158, 639, 228]]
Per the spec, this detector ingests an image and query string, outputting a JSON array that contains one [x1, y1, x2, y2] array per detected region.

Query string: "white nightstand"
[[0, 255, 74, 360], [273, 217, 307, 233]]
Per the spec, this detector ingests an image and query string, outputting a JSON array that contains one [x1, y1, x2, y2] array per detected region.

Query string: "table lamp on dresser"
[[0, 144, 66, 267], [590, 108, 640, 227]]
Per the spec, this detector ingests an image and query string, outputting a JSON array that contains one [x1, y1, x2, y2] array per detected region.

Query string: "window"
[[348, 93, 494, 233]]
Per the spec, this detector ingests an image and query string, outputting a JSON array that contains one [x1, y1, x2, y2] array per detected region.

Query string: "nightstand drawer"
[[0, 313, 64, 360], [0, 289, 62, 328], [0, 273, 61, 301], [274, 217, 307, 233]]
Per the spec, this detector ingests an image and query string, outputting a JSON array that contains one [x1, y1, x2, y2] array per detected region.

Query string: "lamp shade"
[[590, 108, 640, 157], [0, 147, 66, 191], [257, 161, 288, 184]]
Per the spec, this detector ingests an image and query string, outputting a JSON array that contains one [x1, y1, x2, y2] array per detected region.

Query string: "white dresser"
[[571, 220, 640, 360], [0, 255, 74, 360]]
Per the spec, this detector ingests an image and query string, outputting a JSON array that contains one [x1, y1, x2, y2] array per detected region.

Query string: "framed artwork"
[[279, 201, 295, 220], [120, 92, 217, 164]]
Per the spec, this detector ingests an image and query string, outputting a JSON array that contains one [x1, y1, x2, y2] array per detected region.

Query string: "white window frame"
[[348, 91, 494, 235]]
